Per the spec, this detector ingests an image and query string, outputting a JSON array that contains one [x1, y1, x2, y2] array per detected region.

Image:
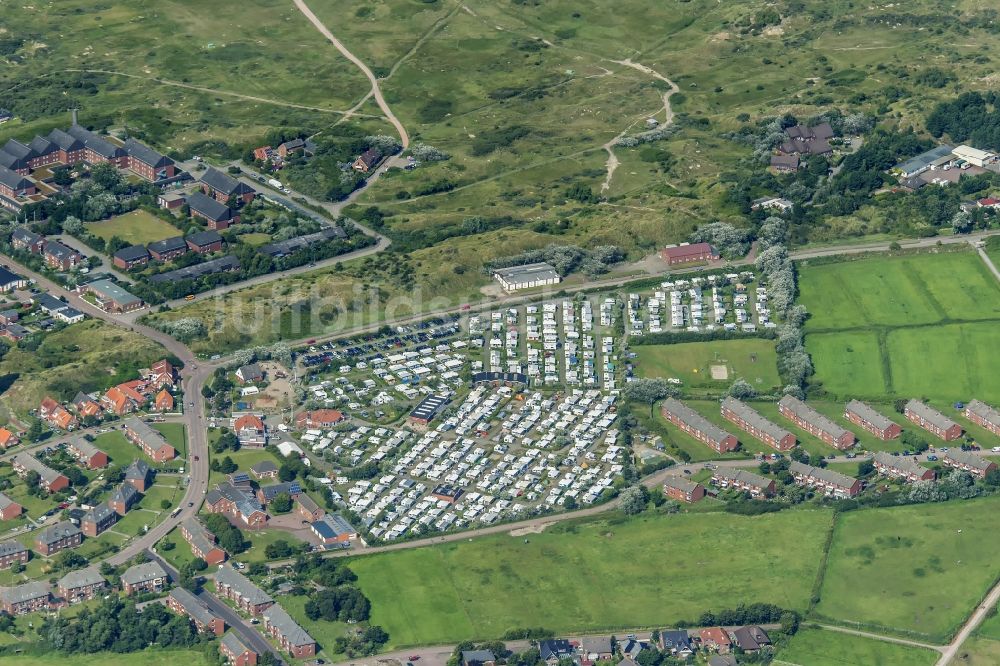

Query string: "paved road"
[[973, 240, 1000, 283], [816, 623, 943, 653], [145, 549, 283, 663], [292, 0, 410, 149], [1, 257, 215, 566]]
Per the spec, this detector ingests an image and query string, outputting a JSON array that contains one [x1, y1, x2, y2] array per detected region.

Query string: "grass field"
[[349, 510, 831, 646], [2, 650, 211, 666], [775, 628, 938, 666], [815, 496, 1000, 642], [87, 210, 183, 245], [801, 251, 1000, 403], [152, 423, 187, 457], [633, 339, 781, 391], [951, 637, 1000, 666]]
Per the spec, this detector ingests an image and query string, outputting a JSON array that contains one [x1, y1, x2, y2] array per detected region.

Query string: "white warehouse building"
[[492, 262, 561, 292]]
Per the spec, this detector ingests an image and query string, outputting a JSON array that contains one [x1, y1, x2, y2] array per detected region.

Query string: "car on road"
[[683, 469, 691, 475], [408, 656, 420, 661], [188, 502, 194, 507], [185, 295, 195, 301], [193, 455, 199, 461], [927, 455, 938, 461]]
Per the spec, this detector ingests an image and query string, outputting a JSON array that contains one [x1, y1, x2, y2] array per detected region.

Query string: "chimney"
[[71, 108, 78, 126]]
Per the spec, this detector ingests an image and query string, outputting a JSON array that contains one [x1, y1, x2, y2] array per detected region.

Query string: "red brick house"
[[57, 569, 107, 603], [121, 561, 168, 595], [663, 476, 705, 503], [872, 452, 936, 483], [294, 408, 344, 430], [220, 631, 258, 666], [40, 395, 78, 431], [186, 229, 225, 254], [965, 399, 1000, 436], [844, 400, 902, 440], [661, 242, 720, 266], [167, 587, 225, 636], [181, 517, 227, 566], [42, 240, 84, 271], [215, 565, 274, 615], [0, 581, 51, 615], [67, 436, 108, 469], [711, 469, 775, 498], [295, 494, 324, 522], [147, 235, 188, 261], [943, 450, 997, 479], [12, 452, 70, 493], [200, 167, 256, 205], [789, 461, 861, 498], [125, 459, 153, 492], [261, 605, 316, 658], [124, 138, 176, 181], [661, 398, 738, 453], [0, 540, 28, 569], [123, 417, 176, 462], [721, 397, 795, 451], [80, 503, 118, 537], [904, 400, 962, 441], [0, 492, 23, 520], [108, 482, 141, 515], [112, 245, 151, 270], [205, 482, 269, 530], [352, 148, 381, 173], [778, 396, 855, 449], [35, 521, 82, 556]]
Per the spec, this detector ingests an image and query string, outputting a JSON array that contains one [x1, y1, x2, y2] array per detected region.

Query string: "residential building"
[[0, 493, 22, 520], [186, 229, 225, 253], [261, 604, 316, 658], [778, 395, 855, 449], [0, 581, 50, 615], [578, 638, 613, 661], [965, 399, 1000, 436], [259, 227, 345, 258], [148, 235, 189, 262], [123, 417, 177, 462], [492, 262, 561, 292], [35, 521, 82, 556], [257, 482, 300, 505], [699, 627, 732, 653], [462, 649, 497, 666], [844, 400, 902, 440], [43, 240, 84, 271], [295, 494, 324, 522], [181, 517, 226, 566], [730, 626, 771, 652], [250, 460, 279, 480], [905, 400, 962, 441], [0, 540, 28, 569], [0, 427, 17, 449], [538, 640, 574, 664], [154, 389, 174, 412], [872, 452, 936, 483], [84, 279, 143, 313], [214, 565, 274, 615], [789, 461, 861, 498], [123, 137, 176, 181], [711, 468, 775, 498], [310, 514, 356, 545], [659, 630, 694, 657], [205, 482, 268, 529], [200, 167, 256, 204], [233, 414, 266, 448], [220, 631, 258, 666], [779, 122, 834, 156], [188, 191, 238, 230], [234, 363, 264, 384], [108, 482, 141, 515], [661, 242, 721, 265], [663, 476, 705, 503], [0, 267, 27, 292], [80, 503, 118, 537], [661, 397, 738, 453], [352, 148, 382, 173], [721, 397, 796, 451], [125, 459, 153, 492], [67, 436, 108, 469], [11, 227, 44, 253], [149, 359, 176, 387], [40, 395, 78, 431], [157, 192, 187, 210], [11, 452, 69, 493], [57, 568, 106, 603], [121, 560, 169, 595], [294, 408, 344, 430], [769, 154, 799, 172], [112, 244, 150, 270], [943, 450, 997, 479], [167, 587, 225, 635]]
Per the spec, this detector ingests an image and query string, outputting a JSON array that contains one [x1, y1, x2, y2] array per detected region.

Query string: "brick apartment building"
[[0, 492, 23, 520], [261, 605, 316, 658], [660, 242, 720, 266], [205, 482, 269, 530], [121, 560, 169, 595], [80, 503, 119, 537], [167, 587, 225, 635], [662, 476, 706, 503], [904, 400, 963, 441], [721, 397, 796, 451], [965, 399, 1000, 437], [943, 450, 997, 479], [0, 581, 50, 615], [778, 395, 855, 449], [11, 452, 69, 493], [123, 417, 177, 462], [0, 540, 28, 569], [57, 569, 107, 603], [789, 461, 861, 498], [711, 468, 776, 498], [872, 452, 936, 483], [844, 400, 902, 440], [220, 631, 258, 666], [181, 517, 227, 566], [108, 482, 141, 515], [35, 521, 82, 556], [661, 397, 738, 453], [214, 565, 274, 615], [67, 436, 108, 469]]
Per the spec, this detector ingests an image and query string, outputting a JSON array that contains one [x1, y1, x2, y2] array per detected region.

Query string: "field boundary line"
[[900, 261, 948, 321], [807, 512, 838, 614], [815, 623, 945, 651], [876, 328, 894, 394]]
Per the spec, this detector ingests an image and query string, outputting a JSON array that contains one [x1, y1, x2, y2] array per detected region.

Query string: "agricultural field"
[[0, 320, 168, 422], [349, 509, 831, 646], [87, 210, 183, 245], [815, 496, 1000, 642], [775, 627, 938, 666], [800, 251, 1000, 403], [951, 637, 1000, 666], [1, 650, 211, 666], [632, 339, 781, 391]]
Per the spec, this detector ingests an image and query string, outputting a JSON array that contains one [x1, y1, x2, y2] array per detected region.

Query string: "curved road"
[[292, 0, 410, 149]]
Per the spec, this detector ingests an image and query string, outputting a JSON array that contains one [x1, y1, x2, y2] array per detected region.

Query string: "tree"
[[264, 539, 294, 559], [270, 492, 292, 514], [26, 418, 44, 443], [728, 378, 756, 399], [278, 463, 297, 482], [619, 486, 649, 515], [219, 456, 237, 474], [623, 378, 677, 415], [857, 460, 875, 477]]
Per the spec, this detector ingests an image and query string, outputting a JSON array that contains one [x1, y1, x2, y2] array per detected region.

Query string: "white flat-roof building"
[[492, 263, 561, 292], [953, 145, 996, 168]]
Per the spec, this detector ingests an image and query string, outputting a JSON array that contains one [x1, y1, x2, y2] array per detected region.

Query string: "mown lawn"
[[152, 423, 187, 457], [349, 510, 831, 646], [1, 649, 211, 666], [632, 339, 781, 391], [816, 496, 1000, 642], [776, 627, 938, 666], [87, 210, 183, 245]]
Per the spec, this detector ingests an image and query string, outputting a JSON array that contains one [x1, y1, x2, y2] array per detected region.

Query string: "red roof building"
[[660, 242, 720, 266]]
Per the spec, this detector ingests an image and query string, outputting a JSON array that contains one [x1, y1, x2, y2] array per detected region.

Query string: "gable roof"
[[121, 560, 168, 585], [124, 137, 173, 169], [200, 167, 253, 197], [114, 245, 150, 263], [147, 236, 187, 255], [187, 191, 233, 223], [262, 604, 314, 646], [186, 228, 225, 247], [57, 568, 105, 591]]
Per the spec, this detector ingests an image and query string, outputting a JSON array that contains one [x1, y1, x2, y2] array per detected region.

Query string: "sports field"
[[349, 510, 831, 646], [775, 628, 938, 666], [88, 210, 183, 245], [801, 251, 1000, 403], [633, 339, 781, 391], [815, 496, 1000, 642]]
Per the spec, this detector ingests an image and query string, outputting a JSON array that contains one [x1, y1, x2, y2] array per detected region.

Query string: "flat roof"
[[88, 279, 142, 306], [493, 262, 560, 284]]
